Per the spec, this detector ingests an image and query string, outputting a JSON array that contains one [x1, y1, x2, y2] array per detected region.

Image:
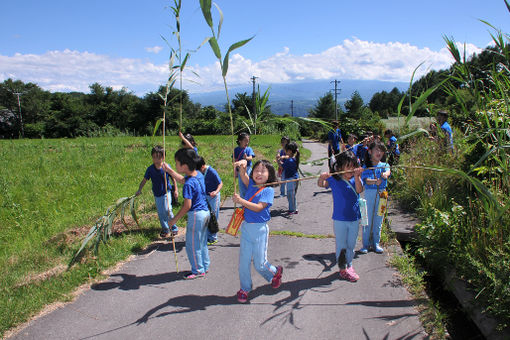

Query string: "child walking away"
[[360, 141, 390, 254], [179, 131, 199, 155], [279, 141, 300, 214], [197, 157, 223, 245], [317, 150, 363, 282], [275, 136, 290, 197], [233, 132, 255, 198], [232, 159, 283, 303], [384, 129, 400, 165], [136, 146, 179, 238], [165, 148, 210, 279]]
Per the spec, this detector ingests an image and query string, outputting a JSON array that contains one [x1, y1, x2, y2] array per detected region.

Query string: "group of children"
[[135, 129, 393, 302]]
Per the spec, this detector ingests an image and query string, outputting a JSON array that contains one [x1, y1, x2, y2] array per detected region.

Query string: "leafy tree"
[[344, 91, 364, 119]]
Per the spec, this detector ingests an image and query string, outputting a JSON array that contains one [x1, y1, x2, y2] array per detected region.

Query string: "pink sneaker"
[[347, 267, 359, 281], [339, 269, 358, 282], [271, 266, 283, 289], [237, 289, 248, 303]]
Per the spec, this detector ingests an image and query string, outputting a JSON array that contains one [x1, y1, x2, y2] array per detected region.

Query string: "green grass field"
[[0, 135, 288, 337]]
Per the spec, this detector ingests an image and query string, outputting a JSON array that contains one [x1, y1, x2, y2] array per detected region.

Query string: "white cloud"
[[145, 46, 163, 54], [0, 39, 483, 95]]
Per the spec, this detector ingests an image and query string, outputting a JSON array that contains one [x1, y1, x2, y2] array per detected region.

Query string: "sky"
[[1, 0, 509, 96]]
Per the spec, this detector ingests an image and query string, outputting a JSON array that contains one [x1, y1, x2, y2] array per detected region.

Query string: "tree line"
[[0, 45, 502, 139]]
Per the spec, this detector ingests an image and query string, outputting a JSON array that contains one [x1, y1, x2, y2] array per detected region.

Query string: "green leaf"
[[199, 0, 213, 29], [222, 36, 254, 77], [208, 36, 222, 60], [153, 118, 164, 136], [213, 2, 224, 38], [180, 53, 190, 71]]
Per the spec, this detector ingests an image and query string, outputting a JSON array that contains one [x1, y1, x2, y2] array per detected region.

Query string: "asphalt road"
[[10, 140, 427, 340]]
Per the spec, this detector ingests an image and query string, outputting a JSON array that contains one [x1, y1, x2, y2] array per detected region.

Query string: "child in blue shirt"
[[179, 131, 199, 155], [279, 141, 300, 214], [318, 150, 363, 282], [275, 136, 290, 197], [165, 148, 210, 279], [233, 132, 255, 198], [197, 156, 223, 245], [232, 159, 283, 303], [384, 129, 400, 165], [437, 110, 453, 151], [360, 141, 390, 254], [136, 145, 178, 238]]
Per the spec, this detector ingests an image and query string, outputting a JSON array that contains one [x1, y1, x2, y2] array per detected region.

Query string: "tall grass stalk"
[[199, 0, 253, 193]]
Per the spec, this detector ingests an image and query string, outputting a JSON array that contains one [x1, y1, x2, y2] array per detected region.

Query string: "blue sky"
[[1, 0, 509, 95]]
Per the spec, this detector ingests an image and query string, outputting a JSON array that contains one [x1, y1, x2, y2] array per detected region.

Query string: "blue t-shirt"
[[388, 136, 400, 156], [327, 128, 342, 153], [362, 162, 390, 190], [355, 144, 368, 164], [243, 179, 274, 223], [326, 176, 360, 222], [282, 157, 299, 179], [203, 166, 222, 195], [440, 121, 453, 149], [183, 172, 209, 211], [234, 146, 255, 168], [144, 164, 172, 197]]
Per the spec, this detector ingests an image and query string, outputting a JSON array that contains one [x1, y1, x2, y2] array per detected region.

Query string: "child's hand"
[[354, 167, 363, 177], [232, 193, 242, 204], [319, 172, 330, 181], [235, 159, 247, 168], [162, 162, 171, 172]]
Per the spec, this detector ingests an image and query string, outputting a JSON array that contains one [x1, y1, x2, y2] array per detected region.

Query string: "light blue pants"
[[154, 193, 177, 232], [239, 221, 277, 292], [206, 193, 221, 241], [286, 179, 298, 212], [185, 209, 210, 274], [362, 188, 383, 248], [238, 166, 252, 198], [280, 171, 286, 196], [333, 219, 359, 268]]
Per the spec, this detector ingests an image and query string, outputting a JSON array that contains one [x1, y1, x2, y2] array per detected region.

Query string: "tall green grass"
[[0, 135, 281, 337]]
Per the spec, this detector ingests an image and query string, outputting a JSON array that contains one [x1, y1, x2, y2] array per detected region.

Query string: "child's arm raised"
[[354, 167, 364, 193], [163, 162, 185, 184], [317, 172, 330, 188], [179, 131, 194, 149], [234, 160, 250, 188], [232, 193, 267, 213]]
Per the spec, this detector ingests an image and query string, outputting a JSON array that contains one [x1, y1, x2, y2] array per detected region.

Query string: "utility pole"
[[330, 80, 341, 122], [290, 100, 294, 117], [251, 76, 258, 133], [7, 88, 26, 138]]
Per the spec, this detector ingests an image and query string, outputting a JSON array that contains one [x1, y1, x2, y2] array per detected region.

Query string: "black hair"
[[332, 150, 359, 180], [364, 140, 387, 167], [196, 156, 205, 169], [174, 148, 200, 171], [437, 110, 449, 119], [284, 141, 300, 167], [348, 134, 357, 140], [250, 160, 278, 187], [151, 145, 165, 158], [280, 136, 290, 144], [181, 133, 197, 147], [237, 132, 250, 145], [384, 129, 393, 136]]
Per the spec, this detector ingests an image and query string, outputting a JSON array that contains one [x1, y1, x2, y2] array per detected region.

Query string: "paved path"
[[10, 140, 427, 340]]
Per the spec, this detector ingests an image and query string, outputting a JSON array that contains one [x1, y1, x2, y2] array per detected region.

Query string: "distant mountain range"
[[189, 79, 408, 117]]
